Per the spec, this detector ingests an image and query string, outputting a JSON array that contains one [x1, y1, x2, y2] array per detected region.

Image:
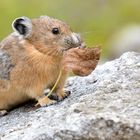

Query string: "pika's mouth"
[[77, 42, 86, 48], [62, 33, 86, 51]]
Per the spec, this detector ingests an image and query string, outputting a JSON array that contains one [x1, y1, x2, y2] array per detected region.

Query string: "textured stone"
[[0, 52, 140, 140]]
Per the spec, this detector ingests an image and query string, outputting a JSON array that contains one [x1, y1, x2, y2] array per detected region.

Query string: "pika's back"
[[0, 50, 14, 80]]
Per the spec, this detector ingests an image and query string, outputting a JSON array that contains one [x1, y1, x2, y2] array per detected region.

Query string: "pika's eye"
[[52, 28, 60, 35]]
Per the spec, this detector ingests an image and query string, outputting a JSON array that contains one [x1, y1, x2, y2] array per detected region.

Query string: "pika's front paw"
[[49, 90, 71, 101], [0, 110, 8, 116], [35, 96, 57, 107]]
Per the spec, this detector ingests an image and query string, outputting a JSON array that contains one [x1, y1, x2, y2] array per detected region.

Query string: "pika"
[[0, 16, 85, 115]]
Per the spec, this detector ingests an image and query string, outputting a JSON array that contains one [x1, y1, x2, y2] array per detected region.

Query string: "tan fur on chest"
[[22, 42, 62, 86]]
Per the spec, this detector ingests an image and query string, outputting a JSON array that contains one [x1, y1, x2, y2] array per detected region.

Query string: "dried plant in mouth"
[[63, 46, 101, 76]]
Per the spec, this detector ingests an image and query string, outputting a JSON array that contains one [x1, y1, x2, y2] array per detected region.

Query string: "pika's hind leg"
[[0, 110, 8, 116], [0, 80, 10, 116]]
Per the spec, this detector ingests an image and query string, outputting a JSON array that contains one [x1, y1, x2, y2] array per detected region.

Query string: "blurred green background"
[[0, 0, 140, 59]]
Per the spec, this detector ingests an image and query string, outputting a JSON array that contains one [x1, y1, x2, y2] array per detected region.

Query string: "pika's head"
[[12, 16, 86, 55]]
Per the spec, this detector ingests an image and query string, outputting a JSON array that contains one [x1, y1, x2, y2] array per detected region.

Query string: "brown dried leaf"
[[63, 46, 102, 76]]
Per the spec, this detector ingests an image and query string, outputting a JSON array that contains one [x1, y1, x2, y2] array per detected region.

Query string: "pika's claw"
[[56, 90, 71, 101], [0, 110, 8, 116], [48, 90, 71, 101], [48, 94, 59, 101]]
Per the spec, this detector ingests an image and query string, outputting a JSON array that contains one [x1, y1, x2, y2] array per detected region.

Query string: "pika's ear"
[[12, 17, 32, 38]]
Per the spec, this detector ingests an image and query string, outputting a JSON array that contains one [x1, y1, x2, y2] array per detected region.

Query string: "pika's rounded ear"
[[12, 17, 32, 38]]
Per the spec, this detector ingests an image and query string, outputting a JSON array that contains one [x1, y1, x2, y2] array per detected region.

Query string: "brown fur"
[[0, 16, 83, 115]]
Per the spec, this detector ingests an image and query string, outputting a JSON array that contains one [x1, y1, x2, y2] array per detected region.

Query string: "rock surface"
[[0, 52, 140, 140]]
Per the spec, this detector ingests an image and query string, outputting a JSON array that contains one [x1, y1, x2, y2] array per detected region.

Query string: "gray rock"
[[0, 52, 140, 140]]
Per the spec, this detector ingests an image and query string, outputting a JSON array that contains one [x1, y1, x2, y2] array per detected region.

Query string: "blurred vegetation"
[[0, 0, 140, 58]]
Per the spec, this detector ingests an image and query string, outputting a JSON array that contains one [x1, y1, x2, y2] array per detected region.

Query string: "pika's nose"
[[71, 33, 86, 48], [71, 33, 81, 44]]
